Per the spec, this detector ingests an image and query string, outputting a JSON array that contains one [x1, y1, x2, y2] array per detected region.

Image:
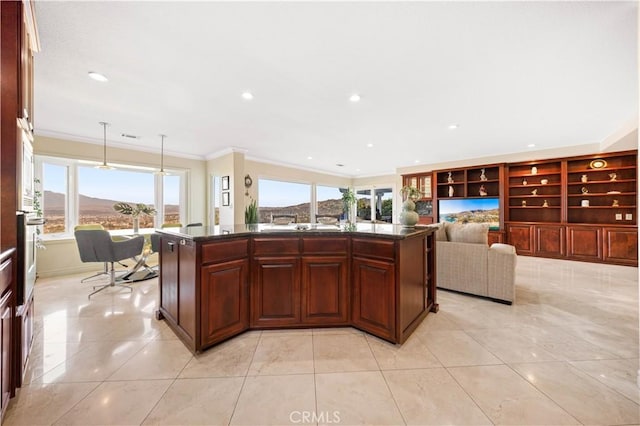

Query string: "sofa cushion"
[[435, 223, 448, 241], [445, 223, 489, 244]]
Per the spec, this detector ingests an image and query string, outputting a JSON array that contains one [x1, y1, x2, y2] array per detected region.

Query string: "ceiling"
[[34, 1, 638, 177]]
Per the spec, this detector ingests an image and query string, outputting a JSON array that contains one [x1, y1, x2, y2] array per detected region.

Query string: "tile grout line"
[[226, 330, 262, 425]]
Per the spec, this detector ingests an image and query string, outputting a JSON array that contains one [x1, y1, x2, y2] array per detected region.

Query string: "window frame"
[[35, 155, 187, 239]]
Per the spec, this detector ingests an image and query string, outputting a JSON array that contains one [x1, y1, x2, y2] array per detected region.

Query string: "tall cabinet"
[[506, 151, 637, 265], [1, 1, 40, 421]]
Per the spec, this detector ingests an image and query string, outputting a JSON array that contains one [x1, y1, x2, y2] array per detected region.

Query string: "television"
[[438, 198, 500, 229]]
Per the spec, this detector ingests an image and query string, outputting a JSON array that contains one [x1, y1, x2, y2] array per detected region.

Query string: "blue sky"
[[44, 164, 180, 204]]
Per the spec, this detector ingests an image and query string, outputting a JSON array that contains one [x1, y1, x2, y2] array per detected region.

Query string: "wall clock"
[[244, 174, 253, 195]]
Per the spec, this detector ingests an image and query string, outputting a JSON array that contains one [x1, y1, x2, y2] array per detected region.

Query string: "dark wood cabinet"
[[488, 230, 505, 245], [0, 251, 12, 419], [535, 224, 565, 257], [566, 225, 603, 262], [301, 256, 348, 324], [160, 237, 179, 323], [505, 151, 637, 266], [603, 227, 638, 266], [352, 256, 395, 341], [506, 224, 535, 255], [0, 292, 10, 418], [201, 259, 249, 346], [157, 229, 436, 351], [251, 256, 301, 327]]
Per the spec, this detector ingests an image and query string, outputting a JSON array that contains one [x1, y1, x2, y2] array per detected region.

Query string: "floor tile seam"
[[139, 377, 178, 425], [440, 365, 496, 425], [47, 380, 103, 425], [565, 360, 640, 408], [361, 333, 383, 373], [227, 328, 264, 425], [377, 370, 408, 426], [504, 360, 589, 424], [448, 328, 509, 367], [411, 330, 461, 368], [101, 338, 165, 382], [310, 333, 319, 425]]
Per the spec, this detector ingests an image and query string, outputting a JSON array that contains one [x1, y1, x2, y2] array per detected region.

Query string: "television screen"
[[438, 198, 500, 228]]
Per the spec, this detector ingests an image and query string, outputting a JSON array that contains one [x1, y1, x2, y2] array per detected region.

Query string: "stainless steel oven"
[[16, 211, 42, 306]]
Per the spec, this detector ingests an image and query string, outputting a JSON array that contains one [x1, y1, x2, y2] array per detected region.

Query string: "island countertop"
[[155, 223, 434, 241], [156, 223, 437, 353]]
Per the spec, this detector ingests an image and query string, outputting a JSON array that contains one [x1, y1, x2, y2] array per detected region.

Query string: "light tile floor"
[[4, 256, 639, 425]]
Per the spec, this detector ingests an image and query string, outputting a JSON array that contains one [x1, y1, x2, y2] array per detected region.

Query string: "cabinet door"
[[160, 237, 179, 323], [201, 259, 249, 347], [566, 225, 602, 261], [351, 257, 395, 341], [0, 293, 11, 416], [506, 224, 534, 255], [603, 227, 638, 266], [251, 257, 301, 327], [301, 256, 348, 325], [535, 224, 565, 257]]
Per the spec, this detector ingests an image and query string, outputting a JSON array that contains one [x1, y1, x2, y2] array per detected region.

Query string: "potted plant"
[[341, 188, 356, 222], [113, 202, 156, 233], [245, 197, 258, 226]]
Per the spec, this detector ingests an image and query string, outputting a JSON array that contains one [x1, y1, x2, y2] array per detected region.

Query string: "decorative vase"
[[399, 199, 419, 228], [133, 217, 140, 234]]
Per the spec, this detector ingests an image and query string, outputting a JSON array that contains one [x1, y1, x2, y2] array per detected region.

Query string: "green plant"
[[401, 185, 423, 201], [113, 202, 156, 217], [245, 198, 258, 224], [341, 188, 356, 218]]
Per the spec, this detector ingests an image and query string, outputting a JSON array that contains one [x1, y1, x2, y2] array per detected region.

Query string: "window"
[[258, 179, 311, 223], [356, 186, 395, 223], [36, 155, 185, 237], [78, 166, 155, 230], [163, 174, 181, 226], [41, 162, 68, 234], [316, 185, 348, 223]]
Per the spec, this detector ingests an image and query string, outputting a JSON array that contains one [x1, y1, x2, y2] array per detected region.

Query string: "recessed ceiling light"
[[241, 91, 254, 100], [414, 160, 420, 163], [307, 156, 313, 160], [336, 163, 344, 167], [366, 143, 373, 148], [355, 168, 360, 172], [349, 94, 361, 102], [527, 143, 536, 148], [448, 124, 459, 130], [88, 71, 108, 82]]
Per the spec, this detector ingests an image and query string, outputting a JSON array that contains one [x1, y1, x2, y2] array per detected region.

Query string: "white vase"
[[399, 199, 419, 228]]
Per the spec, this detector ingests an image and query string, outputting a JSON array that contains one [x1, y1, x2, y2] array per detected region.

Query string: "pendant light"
[[95, 121, 114, 169], [156, 134, 168, 175]]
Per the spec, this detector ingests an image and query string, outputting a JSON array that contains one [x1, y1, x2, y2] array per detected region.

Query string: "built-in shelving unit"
[[566, 153, 636, 225], [506, 160, 562, 224], [505, 150, 637, 265], [402, 173, 434, 224]]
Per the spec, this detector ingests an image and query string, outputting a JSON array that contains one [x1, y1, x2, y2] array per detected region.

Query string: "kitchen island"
[[155, 224, 437, 353]]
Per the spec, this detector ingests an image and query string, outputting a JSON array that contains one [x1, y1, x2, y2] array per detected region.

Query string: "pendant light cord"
[[99, 121, 109, 166]]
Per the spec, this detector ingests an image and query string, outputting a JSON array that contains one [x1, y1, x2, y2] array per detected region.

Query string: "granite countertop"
[[155, 223, 434, 241]]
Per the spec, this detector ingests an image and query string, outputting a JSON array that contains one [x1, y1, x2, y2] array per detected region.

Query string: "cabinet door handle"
[[167, 241, 175, 252]]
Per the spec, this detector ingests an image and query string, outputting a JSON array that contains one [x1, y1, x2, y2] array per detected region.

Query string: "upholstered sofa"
[[435, 222, 517, 304]]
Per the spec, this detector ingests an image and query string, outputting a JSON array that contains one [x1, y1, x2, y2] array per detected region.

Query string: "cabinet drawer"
[[253, 237, 300, 256], [352, 238, 395, 261], [302, 237, 348, 255], [202, 239, 248, 264], [0, 258, 11, 296]]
